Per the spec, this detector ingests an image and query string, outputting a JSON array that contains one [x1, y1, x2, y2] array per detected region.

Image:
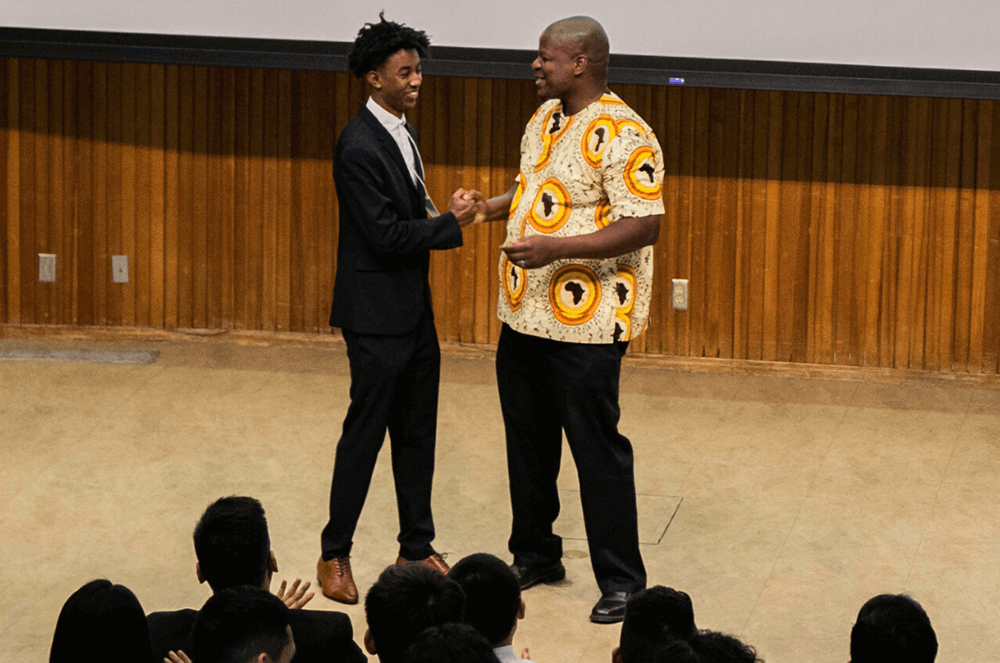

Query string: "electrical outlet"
[[38, 254, 56, 283], [671, 278, 689, 311], [112, 255, 129, 284]]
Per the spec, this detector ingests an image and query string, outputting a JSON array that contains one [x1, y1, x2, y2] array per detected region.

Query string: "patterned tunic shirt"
[[498, 92, 665, 344]]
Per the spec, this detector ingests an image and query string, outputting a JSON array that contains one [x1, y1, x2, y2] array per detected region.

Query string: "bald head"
[[542, 16, 609, 83]]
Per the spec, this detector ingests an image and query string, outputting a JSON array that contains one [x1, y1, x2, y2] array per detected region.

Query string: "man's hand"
[[165, 650, 192, 663], [448, 188, 482, 227], [275, 578, 315, 609], [500, 236, 564, 270]]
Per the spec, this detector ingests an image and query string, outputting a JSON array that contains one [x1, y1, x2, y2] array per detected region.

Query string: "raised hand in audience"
[[165, 650, 192, 663], [275, 577, 315, 609]]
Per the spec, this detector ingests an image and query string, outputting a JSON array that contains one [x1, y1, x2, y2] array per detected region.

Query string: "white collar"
[[367, 97, 407, 133]]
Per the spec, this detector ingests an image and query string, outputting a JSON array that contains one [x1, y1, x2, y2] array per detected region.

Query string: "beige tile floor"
[[2, 335, 1000, 662]]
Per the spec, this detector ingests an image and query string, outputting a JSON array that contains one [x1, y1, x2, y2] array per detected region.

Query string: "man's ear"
[[196, 562, 205, 584], [612, 646, 623, 663], [574, 54, 589, 76], [365, 70, 381, 90], [253, 653, 269, 663], [364, 628, 377, 655], [517, 598, 526, 620], [269, 551, 279, 573]]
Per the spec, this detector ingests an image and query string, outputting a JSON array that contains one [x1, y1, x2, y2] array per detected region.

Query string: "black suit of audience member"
[[147, 496, 365, 663]]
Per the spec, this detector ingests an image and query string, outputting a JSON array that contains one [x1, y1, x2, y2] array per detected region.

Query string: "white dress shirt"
[[366, 97, 438, 215]]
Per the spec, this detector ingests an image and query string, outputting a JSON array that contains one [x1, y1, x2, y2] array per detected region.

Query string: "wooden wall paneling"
[[163, 64, 180, 329], [106, 62, 123, 326], [19, 59, 37, 325], [312, 72, 336, 335], [671, 87, 696, 356], [834, 94, 859, 365], [276, 69, 293, 332], [910, 97, 934, 370], [0, 60, 9, 324], [955, 99, 979, 372], [233, 67, 250, 330], [644, 84, 668, 353], [732, 89, 755, 360], [457, 77, 480, 344], [134, 63, 151, 328], [293, 70, 314, 332], [818, 93, 842, 365], [863, 96, 890, 366], [980, 102, 1000, 374], [191, 65, 209, 329], [218, 67, 237, 330], [246, 68, 266, 330], [75, 61, 94, 326], [969, 100, 993, 373], [33, 59, 50, 325], [761, 90, 784, 361], [895, 99, 918, 368], [879, 97, 904, 367], [806, 93, 829, 363], [259, 69, 281, 330], [205, 66, 223, 330], [924, 99, 947, 371], [60, 60, 78, 326], [49, 59, 66, 325], [717, 89, 740, 360], [149, 64, 166, 329], [468, 78, 492, 345], [852, 94, 874, 365], [745, 89, 770, 361], [175, 65, 194, 328], [702, 88, 726, 358], [778, 91, 810, 363], [120, 62, 137, 327], [688, 87, 710, 357]]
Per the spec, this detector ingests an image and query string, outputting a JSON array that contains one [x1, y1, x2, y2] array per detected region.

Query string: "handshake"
[[446, 188, 490, 227]]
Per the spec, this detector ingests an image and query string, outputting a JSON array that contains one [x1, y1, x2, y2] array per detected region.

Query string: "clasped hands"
[[447, 188, 488, 227], [447, 188, 561, 269]]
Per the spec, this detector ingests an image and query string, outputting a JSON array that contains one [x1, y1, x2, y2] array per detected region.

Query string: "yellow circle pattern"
[[501, 254, 527, 311], [614, 311, 633, 342], [614, 264, 637, 315], [594, 199, 611, 230], [581, 116, 618, 168], [624, 146, 662, 201], [549, 264, 602, 325], [534, 106, 574, 172], [527, 178, 571, 234]]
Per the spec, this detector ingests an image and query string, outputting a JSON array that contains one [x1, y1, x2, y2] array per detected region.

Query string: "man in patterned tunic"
[[473, 16, 665, 623]]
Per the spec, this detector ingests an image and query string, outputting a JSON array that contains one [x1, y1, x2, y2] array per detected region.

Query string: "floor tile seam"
[[739, 404, 853, 633], [904, 408, 968, 586]]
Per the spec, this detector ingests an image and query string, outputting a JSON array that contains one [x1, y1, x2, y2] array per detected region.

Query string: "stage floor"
[[3, 335, 999, 662]]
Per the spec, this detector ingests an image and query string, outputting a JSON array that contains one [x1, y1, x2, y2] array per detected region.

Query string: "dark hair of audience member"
[[346, 11, 431, 78], [403, 623, 501, 663], [366, 564, 466, 663], [192, 585, 292, 663], [449, 553, 522, 646], [49, 579, 153, 663], [688, 630, 762, 663], [652, 639, 701, 663], [193, 495, 270, 592], [850, 594, 937, 663], [619, 586, 698, 663]]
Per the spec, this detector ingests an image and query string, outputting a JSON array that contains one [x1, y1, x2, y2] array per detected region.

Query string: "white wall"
[[4, 0, 999, 71]]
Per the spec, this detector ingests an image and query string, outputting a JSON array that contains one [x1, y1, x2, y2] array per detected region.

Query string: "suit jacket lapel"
[[358, 106, 421, 203]]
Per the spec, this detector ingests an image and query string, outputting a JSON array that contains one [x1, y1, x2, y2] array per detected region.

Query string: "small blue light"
[[669, 77, 685, 85]]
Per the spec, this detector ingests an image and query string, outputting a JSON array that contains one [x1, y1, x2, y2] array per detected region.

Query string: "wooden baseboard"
[[3, 323, 998, 387]]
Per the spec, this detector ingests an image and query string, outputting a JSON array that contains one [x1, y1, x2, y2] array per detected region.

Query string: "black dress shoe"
[[509, 561, 566, 590], [590, 591, 630, 624]]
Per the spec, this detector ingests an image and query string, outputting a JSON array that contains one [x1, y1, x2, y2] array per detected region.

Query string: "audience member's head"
[[688, 631, 762, 663], [193, 495, 276, 593], [850, 594, 937, 663], [49, 579, 153, 663], [449, 553, 524, 647], [615, 586, 698, 663], [403, 623, 500, 663], [365, 563, 467, 663], [192, 585, 294, 663]]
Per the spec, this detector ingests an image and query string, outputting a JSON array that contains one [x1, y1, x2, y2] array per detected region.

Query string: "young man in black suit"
[[147, 496, 364, 663], [318, 14, 480, 604]]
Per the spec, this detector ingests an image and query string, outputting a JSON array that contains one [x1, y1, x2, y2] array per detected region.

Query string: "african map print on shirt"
[[498, 92, 666, 344]]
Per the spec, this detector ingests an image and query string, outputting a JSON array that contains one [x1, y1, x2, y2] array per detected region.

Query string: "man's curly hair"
[[347, 12, 431, 78]]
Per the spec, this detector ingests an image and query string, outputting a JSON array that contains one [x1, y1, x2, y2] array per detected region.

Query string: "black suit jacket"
[[329, 104, 463, 335], [147, 608, 366, 663]]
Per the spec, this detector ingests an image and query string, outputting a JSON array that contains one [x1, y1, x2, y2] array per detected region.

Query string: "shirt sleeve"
[[601, 126, 666, 221]]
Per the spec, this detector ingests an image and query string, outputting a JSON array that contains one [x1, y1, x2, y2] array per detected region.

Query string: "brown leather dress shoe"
[[316, 556, 358, 604], [394, 552, 450, 575]]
